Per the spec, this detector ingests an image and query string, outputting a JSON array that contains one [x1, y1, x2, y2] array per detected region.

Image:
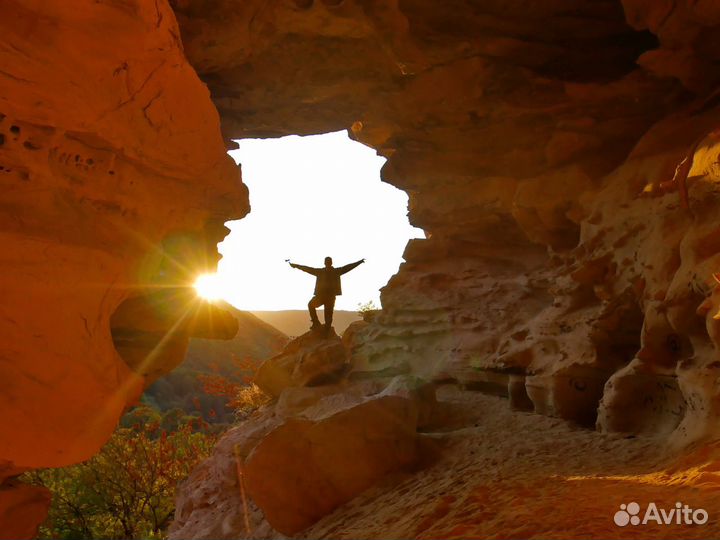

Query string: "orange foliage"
[[24, 407, 217, 539], [196, 354, 269, 417]]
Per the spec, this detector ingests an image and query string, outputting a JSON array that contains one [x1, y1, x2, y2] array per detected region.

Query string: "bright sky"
[[195, 131, 424, 311]]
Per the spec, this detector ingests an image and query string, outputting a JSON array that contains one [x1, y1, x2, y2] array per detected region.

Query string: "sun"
[[194, 273, 225, 301]]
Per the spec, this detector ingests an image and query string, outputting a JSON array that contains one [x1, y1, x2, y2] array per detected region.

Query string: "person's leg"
[[324, 296, 335, 329], [308, 296, 322, 327]]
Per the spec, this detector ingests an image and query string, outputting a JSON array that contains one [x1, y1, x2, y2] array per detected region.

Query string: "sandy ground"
[[299, 385, 720, 539]]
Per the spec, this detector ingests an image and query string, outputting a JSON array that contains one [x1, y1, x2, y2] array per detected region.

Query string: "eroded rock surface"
[[0, 0, 247, 534], [172, 0, 720, 445], [299, 386, 720, 540], [244, 390, 420, 535], [256, 329, 350, 397], [170, 374, 436, 538]]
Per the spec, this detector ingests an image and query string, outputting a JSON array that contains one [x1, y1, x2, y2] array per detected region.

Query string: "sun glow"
[[194, 273, 225, 301]]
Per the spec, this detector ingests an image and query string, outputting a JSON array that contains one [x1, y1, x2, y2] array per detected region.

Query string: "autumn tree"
[[196, 354, 270, 420], [24, 407, 216, 539]]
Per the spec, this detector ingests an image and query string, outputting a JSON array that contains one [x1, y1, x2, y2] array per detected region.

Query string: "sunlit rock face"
[[173, 0, 720, 445], [170, 374, 435, 539], [255, 329, 349, 397], [0, 1, 247, 533]]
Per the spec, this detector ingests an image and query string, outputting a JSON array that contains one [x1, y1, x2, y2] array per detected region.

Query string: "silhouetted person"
[[288, 256, 365, 330]]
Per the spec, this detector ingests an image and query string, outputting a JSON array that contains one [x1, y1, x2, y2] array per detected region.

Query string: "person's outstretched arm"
[[338, 258, 365, 275], [288, 262, 320, 276]]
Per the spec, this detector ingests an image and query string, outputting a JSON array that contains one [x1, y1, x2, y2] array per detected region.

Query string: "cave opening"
[[195, 130, 425, 317]]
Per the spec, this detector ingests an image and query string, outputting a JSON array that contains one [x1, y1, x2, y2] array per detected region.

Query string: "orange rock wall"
[[0, 1, 248, 535], [174, 0, 720, 445]]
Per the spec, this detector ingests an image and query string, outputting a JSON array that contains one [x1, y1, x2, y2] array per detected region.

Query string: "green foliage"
[[21, 311, 287, 539], [23, 407, 217, 540], [140, 308, 287, 425], [357, 299, 379, 321], [357, 299, 379, 314]]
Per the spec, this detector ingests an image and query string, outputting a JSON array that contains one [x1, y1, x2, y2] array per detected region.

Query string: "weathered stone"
[[171, 376, 434, 537], [0, 0, 248, 527], [275, 385, 349, 417], [169, 409, 284, 540], [255, 330, 349, 397], [0, 480, 51, 540], [508, 375, 534, 412], [167, 0, 720, 446], [243, 393, 419, 535]]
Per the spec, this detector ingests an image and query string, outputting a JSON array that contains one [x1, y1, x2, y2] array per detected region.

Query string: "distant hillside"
[[184, 307, 288, 375], [251, 310, 362, 337], [143, 305, 288, 423]]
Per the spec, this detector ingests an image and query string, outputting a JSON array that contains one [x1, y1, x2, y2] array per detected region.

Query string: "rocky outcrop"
[[244, 388, 421, 535], [255, 329, 349, 397], [0, 0, 247, 534], [622, 0, 720, 94], [170, 374, 436, 538], [169, 0, 720, 446]]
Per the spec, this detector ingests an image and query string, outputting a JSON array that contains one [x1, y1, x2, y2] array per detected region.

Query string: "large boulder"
[[255, 329, 349, 397], [169, 409, 283, 540], [170, 376, 435, 538], [243, 392, 419, 535]]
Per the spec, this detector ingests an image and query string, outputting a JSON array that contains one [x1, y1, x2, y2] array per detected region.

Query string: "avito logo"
[[614, 502, 708, 527]]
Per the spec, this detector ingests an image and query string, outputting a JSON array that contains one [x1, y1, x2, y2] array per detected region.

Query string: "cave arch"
[[5, 0, 720, 534]]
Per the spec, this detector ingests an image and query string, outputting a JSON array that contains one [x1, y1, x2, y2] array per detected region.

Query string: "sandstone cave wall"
[[174, 0, 720, 445], [0, 1, 249, 532], [4, 0, 720, 536]]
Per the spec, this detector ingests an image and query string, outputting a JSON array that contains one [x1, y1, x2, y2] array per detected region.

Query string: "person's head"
[[324, 256, 333, 267]]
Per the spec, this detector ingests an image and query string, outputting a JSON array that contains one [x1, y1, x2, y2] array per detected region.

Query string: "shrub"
[[357, 299, 380, 321], [197, 354, 271, 420], [233, 383, 272, 420], [23, 409, 216, 539]]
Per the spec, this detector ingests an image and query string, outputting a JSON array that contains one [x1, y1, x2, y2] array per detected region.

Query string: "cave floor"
[[299, 385, 720, 539]]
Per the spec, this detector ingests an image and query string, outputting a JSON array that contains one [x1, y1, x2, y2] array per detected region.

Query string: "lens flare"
[[194, 273, 224, 301]]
